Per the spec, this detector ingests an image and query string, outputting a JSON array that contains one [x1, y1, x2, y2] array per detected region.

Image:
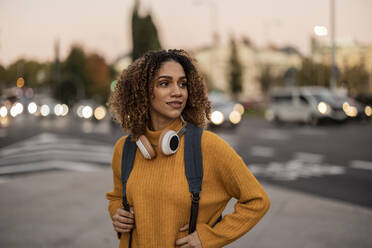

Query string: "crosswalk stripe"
[[350, 160, 372, 171], [0, 160, 102, 175], [0, 149, 112, 166], [0, 132, 114, 175], [0, 142, 112, 157], [294, 152, 324, 163], [250, 146, 275, 157]]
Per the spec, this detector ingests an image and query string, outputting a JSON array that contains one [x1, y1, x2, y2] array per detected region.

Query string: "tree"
[[340, 63, 369, 96], [228, 38, 243, 99], [131, 0, 162, 61], [257, 65, 277, 94], [297, 58, 330, 87], [3, 59, 47, 88], [56, 45, 88, 105], [85, 53, 111, 103]]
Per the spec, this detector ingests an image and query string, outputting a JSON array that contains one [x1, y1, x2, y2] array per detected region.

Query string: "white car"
[[265, 86, 347, 125]]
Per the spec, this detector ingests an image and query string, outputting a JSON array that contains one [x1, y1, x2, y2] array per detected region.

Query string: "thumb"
[[179, 223, 189, 232], [130, 207, 134, 214]]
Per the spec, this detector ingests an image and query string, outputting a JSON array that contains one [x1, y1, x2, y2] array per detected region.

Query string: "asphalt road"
[[1, 114, 371, 208]]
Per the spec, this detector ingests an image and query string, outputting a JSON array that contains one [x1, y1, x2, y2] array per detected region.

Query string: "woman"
[[106, 49, 270, 248]]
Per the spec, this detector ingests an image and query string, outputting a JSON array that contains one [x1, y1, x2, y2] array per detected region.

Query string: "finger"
[[175, 236, 189, 246], [179, 223, 189, 232], [114, 222, 134, 230], [118, 216, 135, 224], [114, 227, 132, 233], [117, 208, 134, 219]]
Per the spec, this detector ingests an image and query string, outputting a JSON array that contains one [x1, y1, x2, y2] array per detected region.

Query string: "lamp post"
[[329, 0, 337, 90], [193, 0, 219, 88]]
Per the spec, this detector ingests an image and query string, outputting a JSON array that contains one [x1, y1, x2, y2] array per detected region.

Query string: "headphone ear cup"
[[159, 130, 179, 156], [136, 135, 156, 159]]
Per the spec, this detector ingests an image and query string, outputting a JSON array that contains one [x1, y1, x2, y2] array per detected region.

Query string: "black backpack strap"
[[119, 136, 137, 245], [184, 123, 203, 234]]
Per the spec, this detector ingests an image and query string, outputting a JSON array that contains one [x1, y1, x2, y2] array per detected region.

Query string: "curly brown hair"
[[107, 49, 211, 140]]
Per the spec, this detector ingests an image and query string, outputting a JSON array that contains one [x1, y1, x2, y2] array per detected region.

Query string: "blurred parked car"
[[208, 92, 244, 128], [265, 86, 347, 125]]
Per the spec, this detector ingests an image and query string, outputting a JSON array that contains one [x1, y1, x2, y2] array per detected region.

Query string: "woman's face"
[[149, 60, 188, 124]]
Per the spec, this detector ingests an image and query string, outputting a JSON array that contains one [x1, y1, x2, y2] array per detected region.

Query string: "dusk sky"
[[1, 0, 371, 66]]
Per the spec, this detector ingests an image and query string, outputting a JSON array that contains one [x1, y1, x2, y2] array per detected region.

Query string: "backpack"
[[119, 123, 204, 246]]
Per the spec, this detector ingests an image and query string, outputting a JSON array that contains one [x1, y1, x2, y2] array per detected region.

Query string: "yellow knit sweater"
[[106, 119, 270, 248]]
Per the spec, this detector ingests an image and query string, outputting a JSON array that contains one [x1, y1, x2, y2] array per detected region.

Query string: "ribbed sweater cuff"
[[197, 223, 230, 248]]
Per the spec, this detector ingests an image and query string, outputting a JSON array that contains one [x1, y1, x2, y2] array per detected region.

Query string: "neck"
[[149, 115, 179, 131]]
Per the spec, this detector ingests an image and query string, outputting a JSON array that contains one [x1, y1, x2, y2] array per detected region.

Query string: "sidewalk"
[[0, 168, 371, 248]]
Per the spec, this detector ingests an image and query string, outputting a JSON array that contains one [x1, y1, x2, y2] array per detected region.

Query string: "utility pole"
[[330, 0, 337, 90]]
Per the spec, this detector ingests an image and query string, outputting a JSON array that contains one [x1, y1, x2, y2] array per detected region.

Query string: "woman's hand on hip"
[[175, 223, 202, 248], [112, 207, 135, 233]]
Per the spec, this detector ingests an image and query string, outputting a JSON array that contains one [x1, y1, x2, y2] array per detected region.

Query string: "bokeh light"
[[28, 102, 38, 114], [40, 105, 50, 117], [82, 106, 93, 119], [94, 106, 106, 120], [16, 77, 25, 88]]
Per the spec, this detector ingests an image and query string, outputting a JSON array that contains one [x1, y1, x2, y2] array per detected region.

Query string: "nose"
[[171, 83, 182, 96]]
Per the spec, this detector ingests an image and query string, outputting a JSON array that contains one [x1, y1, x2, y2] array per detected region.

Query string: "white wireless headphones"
[[136, 116, 186, 159]]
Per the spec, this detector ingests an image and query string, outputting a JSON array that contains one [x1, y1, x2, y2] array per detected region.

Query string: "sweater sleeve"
[[197, 132, 270, 248], [105, 136, 126, 219]]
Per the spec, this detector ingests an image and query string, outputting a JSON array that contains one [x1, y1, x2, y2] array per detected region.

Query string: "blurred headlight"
[[233, 103, 245, 115], [61, 104, 69, 116], [211, 111, 224, 125], [28, 102, 38, 114], [94, 106, 106, 120], [77, 105, 84, 118], [229, 110, 241, 124], [345, 106, 358, 117], [0, 106, 7, 117], [40, 104, 50, 117], [10, 103, 23, 117], [365, 106, 372, 117], [317, 101, 330, 115], [15, 102, 24, 115], [82, 106, 93, 119], [54, 104, 63, 116], [342, 102, 349, 112], [10, 106, 18, 117], [343, 104, 358, 117]]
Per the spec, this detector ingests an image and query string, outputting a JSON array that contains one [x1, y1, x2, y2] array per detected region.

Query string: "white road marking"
[[250, 146, 275, 157], [0, 132, 113, 176], [249, 160, 345, 181], [350, 160, 372, 171], [0, 160, 102, 175], [294, 152, 324, 163], [0, 149, 112, 166]]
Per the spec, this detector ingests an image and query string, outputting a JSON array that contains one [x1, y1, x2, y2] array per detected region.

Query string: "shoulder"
[[200, 130, 234, 153], [113, 135, 129, 153]]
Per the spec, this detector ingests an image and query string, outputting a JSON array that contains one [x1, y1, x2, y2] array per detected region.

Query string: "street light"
[[314, 26, 328, 36]]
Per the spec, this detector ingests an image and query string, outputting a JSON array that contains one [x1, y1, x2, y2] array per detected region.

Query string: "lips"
[[167, 101, 183, 109]]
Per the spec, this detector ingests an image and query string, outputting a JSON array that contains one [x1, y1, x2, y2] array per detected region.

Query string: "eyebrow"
[[157, 75, 187, 80]]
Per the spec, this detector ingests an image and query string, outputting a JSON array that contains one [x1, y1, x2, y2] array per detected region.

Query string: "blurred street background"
[[1, 0, 372, 247]]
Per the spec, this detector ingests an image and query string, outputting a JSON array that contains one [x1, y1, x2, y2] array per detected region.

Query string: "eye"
[[159, 81, 169, 87], [179, 81, 188, 88]]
